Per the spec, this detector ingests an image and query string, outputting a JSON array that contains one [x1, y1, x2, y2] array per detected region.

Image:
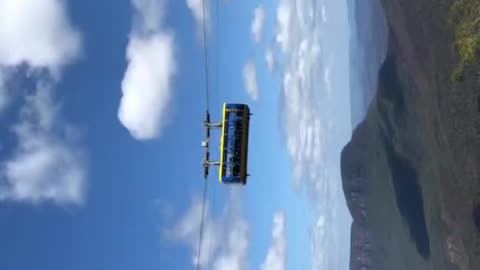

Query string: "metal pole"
[[209, 122, 222, 128], [209, 161, 221, 166]]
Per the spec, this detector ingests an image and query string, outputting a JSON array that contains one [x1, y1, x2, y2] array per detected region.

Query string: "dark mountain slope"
[[341, 0, 480, 267]]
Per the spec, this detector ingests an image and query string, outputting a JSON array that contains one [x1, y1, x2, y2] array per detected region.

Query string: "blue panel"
[[224, 109, 243, 178], [221, 176, 243, 184], [220, 103, 249, 185], [225, 103, 245, 109]]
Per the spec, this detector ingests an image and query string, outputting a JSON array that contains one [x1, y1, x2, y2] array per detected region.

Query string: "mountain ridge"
[[342, 0, 480, 269]]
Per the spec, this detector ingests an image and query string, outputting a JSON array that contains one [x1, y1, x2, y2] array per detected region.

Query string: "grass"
[[449, 0, 480, 81]]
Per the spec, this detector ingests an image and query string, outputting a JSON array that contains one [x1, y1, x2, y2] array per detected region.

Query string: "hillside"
[[342, 0, 480, 269], [347, 0, 387, 129]]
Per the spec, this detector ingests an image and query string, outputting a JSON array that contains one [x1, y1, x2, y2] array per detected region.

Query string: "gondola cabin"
[[219, 103, 250, 184]]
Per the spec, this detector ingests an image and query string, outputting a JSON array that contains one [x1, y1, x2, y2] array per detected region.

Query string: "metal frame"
[[202, 111, 222, 179]]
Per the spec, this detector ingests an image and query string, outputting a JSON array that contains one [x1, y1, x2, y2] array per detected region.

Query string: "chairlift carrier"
[[202, 103, 251, 184]]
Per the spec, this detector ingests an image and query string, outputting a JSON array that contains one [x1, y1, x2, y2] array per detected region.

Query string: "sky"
[[0, 0, 362, 269]]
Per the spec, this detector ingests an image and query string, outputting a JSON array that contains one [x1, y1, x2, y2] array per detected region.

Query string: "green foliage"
[[448, 0, 480, 81], [451, 63, 465, 82], [457, 35, 480, 64]]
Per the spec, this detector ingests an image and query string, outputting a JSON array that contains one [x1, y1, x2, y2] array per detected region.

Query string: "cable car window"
[[224, 110, 243, 177]]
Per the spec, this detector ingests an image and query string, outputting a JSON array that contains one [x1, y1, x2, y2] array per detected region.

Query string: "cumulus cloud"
[[0, 82, 86, 205], [324, 67, 332, 98], [0, 0, 82, 111], [321, 5, 327, 23], [118, 35, 175, 139], [168, 199, 290, 270], [0, 0, 86, 205], [243, 59, 259, 101], [265, 46, 276, 72], [310, 215, 328, 269], [0, 70, 9, 112], [273, 0, 352, 269], [275, 0, 330, 197], [118, 0, 176, 140], [168, 189, 249, 270], [0, 0, 82, 74], [186, 0, 210, 40], [261, 211, 287, 270], [275, 0, 292, 53], [281, 66, 325, 189], [251, 5, 265, 44], [131, 0, 165, 32], [168, 196, 220, 267]]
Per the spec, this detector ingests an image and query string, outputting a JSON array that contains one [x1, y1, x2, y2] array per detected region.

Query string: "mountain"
[[341, 0, 480, 269], [347, 0, 388, 129]]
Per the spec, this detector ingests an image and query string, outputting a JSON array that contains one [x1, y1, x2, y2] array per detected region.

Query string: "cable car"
[[202, 103, 251, 185]]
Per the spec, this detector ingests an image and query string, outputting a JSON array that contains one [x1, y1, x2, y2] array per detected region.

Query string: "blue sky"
[[0, 0, 359, 269]]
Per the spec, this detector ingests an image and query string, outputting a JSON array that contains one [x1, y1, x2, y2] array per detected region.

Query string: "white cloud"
[[281, 64, 326, 189], [0, 0, 82, 74], [321, 5, 327, 23], [0, 0, 82, 110], [132, 0, 166, 32], [316, 215, 325, 228], [0, 70, 9, 112], [119, 34, 175, 140], [168, 188, 249, 270], [275, 0, 330, 196], [261, 211, 287, 270], [274, 0, 352, 269], [186, 0, 210, 40], [168, 196, 220, 267], [118, 0, 176, 140], [251, 5, 265, 44], [310, 215, 328, 269], [0, 83, 86, 205], [0, 0, 86, 205], [265, 46, 276, 72], [275, 0, 292, 53], [324, 67, 332, 98], [243, 59, 259, 101]]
